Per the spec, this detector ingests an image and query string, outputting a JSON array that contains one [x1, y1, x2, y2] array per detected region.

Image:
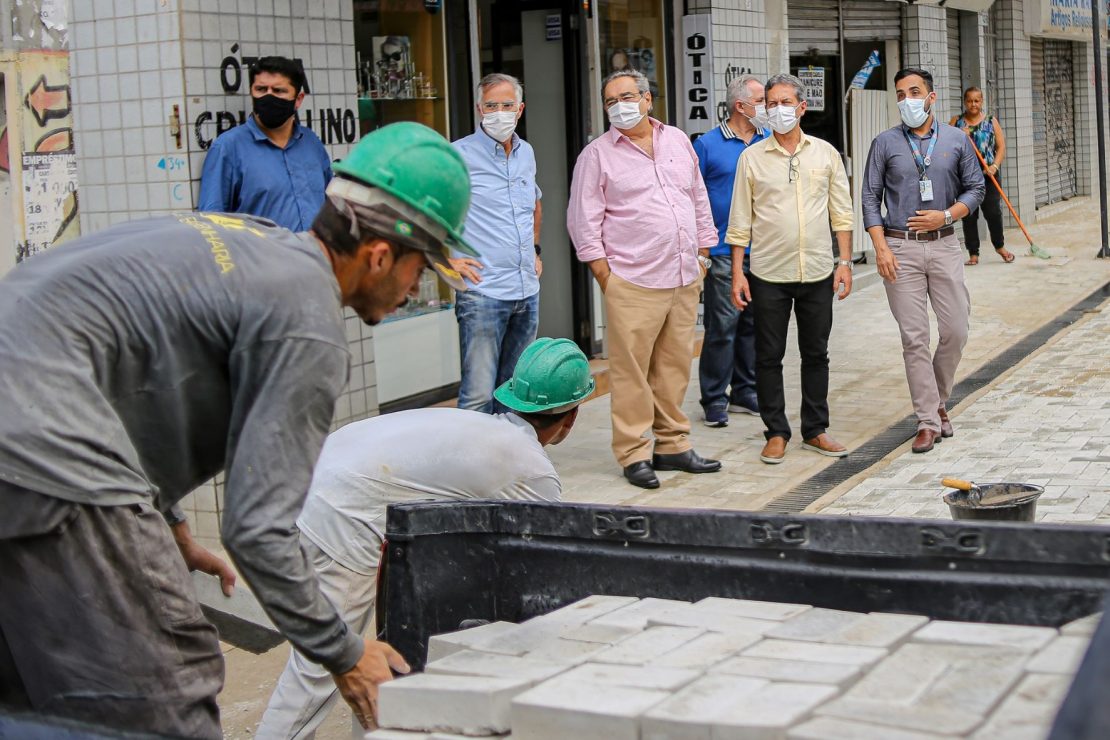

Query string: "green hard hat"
[[332, 122, 478, 257], [494, 338, 596, 414]]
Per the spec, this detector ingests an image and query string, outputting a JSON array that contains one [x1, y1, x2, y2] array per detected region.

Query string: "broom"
[[965, 134, 1052, 260]]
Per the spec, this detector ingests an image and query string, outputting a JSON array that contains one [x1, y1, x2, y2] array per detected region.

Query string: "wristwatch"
[[943, 209, 953, 226], [697, 254, 712, 271], [838, 259, 853, 270], [534, 243, 542, 256]]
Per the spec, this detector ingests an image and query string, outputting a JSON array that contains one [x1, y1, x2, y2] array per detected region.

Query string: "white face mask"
[[766, 104, 800, 135], [745, 103, 770, 130], [607, 101, 645, 130], [482, 110, 518, 142], [898, 97, 932, 128]]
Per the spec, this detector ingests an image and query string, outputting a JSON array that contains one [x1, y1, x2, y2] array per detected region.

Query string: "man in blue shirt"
[[692, 75, 768, 427], [450, 73, 543, 413], [198, 56, 332, 232]]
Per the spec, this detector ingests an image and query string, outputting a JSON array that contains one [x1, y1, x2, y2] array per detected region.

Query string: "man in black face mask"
[[198, 56, 333, 231]]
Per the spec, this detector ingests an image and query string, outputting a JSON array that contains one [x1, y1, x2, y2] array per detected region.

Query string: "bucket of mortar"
[[943, 482, 1044, 522]]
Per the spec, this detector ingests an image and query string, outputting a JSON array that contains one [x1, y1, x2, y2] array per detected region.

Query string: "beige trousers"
[[604, 273, 701, 466], [882, 234, 971, 433]]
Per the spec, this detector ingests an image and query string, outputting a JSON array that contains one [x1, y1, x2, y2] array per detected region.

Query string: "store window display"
[[599, 1, 668, 123]]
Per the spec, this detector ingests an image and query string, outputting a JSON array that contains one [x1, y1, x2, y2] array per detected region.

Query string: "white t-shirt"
[[297, 407, 561, 575]]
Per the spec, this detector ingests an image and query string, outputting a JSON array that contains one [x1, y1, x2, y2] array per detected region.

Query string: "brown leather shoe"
[[759, 436, 787, 465], [938, 407, 954, 438], [802, 433, 848, 458], [912, 428, 940, 453]]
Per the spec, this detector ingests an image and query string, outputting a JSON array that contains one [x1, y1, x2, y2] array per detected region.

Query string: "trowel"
[[941, 478, 983, 506]]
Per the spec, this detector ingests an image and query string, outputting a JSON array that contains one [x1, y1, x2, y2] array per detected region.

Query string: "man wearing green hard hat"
[[257, 338, 593, 737], [0, 122, 474, 737]]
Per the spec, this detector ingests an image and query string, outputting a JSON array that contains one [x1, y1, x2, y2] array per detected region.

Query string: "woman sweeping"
[[950, 87, 1016, 265]]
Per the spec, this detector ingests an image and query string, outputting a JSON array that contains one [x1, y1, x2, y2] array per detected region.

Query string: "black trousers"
[[964, 169, 1006, 256], [0, 488, 224, 739], [749, 273, 834, 441]]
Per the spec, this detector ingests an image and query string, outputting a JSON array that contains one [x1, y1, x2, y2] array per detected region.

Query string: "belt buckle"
[[910, 230, 929, 242]]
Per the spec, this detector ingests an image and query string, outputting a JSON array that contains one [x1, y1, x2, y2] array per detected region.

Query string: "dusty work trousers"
[[605, 273, 701, 466], [0, 490, 224, 739], [883, 234, 971, 433], [256, 534, 378, 740]]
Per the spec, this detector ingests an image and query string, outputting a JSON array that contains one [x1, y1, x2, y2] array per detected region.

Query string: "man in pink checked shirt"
[[567, 69, 722, 490]]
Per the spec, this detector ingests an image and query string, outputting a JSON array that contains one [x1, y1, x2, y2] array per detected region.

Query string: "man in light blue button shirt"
[[450, 73, 543, 413]]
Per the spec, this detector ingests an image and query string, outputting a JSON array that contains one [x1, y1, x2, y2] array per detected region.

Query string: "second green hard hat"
[[494, 338, 596, 414], [331, 121, 478, 257]]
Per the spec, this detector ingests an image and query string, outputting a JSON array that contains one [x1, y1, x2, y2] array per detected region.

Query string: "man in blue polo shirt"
[[198, 56, 332, 231], [449, 73, 543, 413], [693, 74, 768, 427]]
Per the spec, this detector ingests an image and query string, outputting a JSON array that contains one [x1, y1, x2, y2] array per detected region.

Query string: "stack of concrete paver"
[[365, 595, 1099, 740]]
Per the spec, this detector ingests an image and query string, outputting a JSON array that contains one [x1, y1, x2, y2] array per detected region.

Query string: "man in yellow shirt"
[[725, 73, 854, 465]]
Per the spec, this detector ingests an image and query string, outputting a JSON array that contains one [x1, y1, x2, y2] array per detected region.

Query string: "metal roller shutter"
[[947, 10, 964, 115], [789, 0, 840, 56], [1043, 40, 1077, 204], [843, 1, 902, 42], [1031, 38, 1049, 208]]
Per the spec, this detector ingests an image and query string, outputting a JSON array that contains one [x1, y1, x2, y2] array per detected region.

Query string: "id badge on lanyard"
[[905, 128, 938, 203]]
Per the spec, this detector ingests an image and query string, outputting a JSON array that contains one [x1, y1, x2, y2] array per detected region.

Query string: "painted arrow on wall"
[[24, 75, 72, 128]]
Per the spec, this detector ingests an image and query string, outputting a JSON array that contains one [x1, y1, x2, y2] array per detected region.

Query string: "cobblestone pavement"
[[551, 198, 1110, 512], [811, 290, 1110, 522]]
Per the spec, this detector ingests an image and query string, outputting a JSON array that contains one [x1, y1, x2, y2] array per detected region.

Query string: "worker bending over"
[[256, 338, 593, 739], [0, 123, 477, 738]]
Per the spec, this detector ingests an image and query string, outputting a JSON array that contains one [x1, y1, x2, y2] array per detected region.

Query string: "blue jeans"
[[698, 253, 756, 412], [455, 290, 539, 414]]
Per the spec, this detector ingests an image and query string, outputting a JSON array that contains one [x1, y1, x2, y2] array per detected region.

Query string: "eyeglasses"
[[788, 154, 800, 183], [603, 91, 645, 108], [480, 101, 520, 112]]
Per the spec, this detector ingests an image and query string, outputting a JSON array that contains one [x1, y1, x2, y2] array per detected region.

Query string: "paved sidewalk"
[[551, 197, 1110, 511], [810, 289, 1110, 521]]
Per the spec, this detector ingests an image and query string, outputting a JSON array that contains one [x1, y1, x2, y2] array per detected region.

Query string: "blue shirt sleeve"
[[197, 137, 238, 213], [692, 135, 710, 182], [861, 135, 887, 231], [955, 135, 986, 215]]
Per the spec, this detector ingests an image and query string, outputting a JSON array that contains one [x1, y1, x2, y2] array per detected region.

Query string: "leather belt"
[[884, 226, 956, 242]]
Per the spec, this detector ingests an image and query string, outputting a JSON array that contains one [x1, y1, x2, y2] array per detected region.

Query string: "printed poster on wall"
[[797, 67, 825, 112], [681, 14, 715, 137]]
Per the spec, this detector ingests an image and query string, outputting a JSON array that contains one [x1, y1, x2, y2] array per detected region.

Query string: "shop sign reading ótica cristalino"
[[193, 44, 358, 151]]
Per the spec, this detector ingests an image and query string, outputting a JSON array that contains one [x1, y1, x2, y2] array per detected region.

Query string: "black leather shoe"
[[623, 461, 660, 489], [652, 449, 722, 474]]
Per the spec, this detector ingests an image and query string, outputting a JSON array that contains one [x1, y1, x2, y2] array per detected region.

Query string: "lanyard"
[[903, 126, 938, 178]]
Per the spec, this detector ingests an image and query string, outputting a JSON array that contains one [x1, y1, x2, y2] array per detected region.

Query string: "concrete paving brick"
[[1060, 611, 1103, 636], [559, 622, 641, 645], [423, 650, 569, 685], [378, 673, 531, 735], [427, 622, 523, 663], [647, 606, 779, 635], [912, 620, 1057, 652], [817, 642, 1029, 735], [971, 673, 1074, 740], [510, 679, 669, 740], [521, 638, 610, 665], [711, 655, 862, 687], [767, 608, 927, 648], [556, 662, 701, 691], [528, 595, 639, 626], [788, 717, 947, 740], [742, 639, 887, 667], [690, 597, 811, 621], [591, 626, 705, 665], [642, 675, 769, 740], [592, 596, 683, 620], [1025, 635, 1090, 674], [653, 630, 764, 669]]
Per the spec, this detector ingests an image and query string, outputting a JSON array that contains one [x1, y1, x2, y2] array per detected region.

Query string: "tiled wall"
[[989, 0, 1035, 226], [68, 0, 377, 548], [902, 5, 954, 122]]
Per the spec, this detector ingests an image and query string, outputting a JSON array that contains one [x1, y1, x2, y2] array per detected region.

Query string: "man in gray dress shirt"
[[861, 67, 985, 454]]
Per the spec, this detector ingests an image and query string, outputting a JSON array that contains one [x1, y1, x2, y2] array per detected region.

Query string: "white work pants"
[[255, 533, 378, 740]]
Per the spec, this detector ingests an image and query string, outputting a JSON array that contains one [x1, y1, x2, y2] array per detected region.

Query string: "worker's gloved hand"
[[334, 639, 411, 729], [170, 520, 237, 596]]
